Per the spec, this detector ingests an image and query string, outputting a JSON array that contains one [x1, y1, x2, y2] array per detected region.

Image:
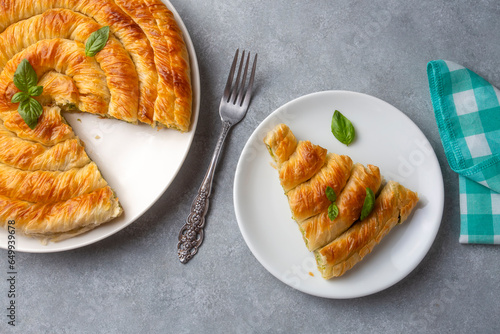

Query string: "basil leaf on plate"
[[360, 187, 375, 221], [13, 59, 38, 93], [11, 92, 30, 104], [328, 203, 339, 221], [85, 26, 110, 57], [18, 98, 43, 130], [331, 110, 355, 146]]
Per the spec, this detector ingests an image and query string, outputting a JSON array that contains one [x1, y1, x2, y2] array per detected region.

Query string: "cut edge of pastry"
[[0, 186, 123, 244], [263, 123, 298, 167], [25, 197, 123, 244]]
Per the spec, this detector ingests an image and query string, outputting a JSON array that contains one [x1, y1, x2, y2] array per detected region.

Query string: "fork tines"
[[223, 49, 257, 107]]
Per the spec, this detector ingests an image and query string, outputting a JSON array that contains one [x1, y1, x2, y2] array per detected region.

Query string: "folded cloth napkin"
[[427, 60, 500, 244]]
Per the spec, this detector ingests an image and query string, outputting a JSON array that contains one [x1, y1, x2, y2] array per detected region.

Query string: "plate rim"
[[0, 0, 200, 253], [233, 90, 444, 299]]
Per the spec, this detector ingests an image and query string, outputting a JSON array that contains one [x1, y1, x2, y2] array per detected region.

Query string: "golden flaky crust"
[[144, 0, 192, 131], [112, 0, 171, 125], [315, 181, 419, 279], [300, 164, 382, 251], [0, 186, 122, 238], [279, 141, 327, 192], [287, 153, 353, 222], [0, 162, 107, 203], [263, 123, 298, 166], [0, 121, 90, 171], [109, 0, 192, 129], [2, 106, 74, 146]]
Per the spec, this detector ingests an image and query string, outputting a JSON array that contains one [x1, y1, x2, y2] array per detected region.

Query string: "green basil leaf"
[[325, 186, 336, 202], [360, 187, 375, 221], [28, 85, 43, 97], [18, 98, 43, 130], [13, 59, 38, 93], [328, 203, 339, 221], [331, 110, 355, 146], [11, 92, 30, 104], [85, 26, 110, 57]]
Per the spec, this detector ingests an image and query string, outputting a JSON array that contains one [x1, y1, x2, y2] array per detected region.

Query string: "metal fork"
[[177, 49, 257, 264]]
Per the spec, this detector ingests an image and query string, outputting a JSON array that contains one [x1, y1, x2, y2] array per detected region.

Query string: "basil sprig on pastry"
[[85, 26, 110, 57], [11, 59, 44, 129], [325, 186, 339, 220], [360, 187, 375, 220]]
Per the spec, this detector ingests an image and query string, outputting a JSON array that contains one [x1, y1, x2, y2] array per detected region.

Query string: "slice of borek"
[[264, 123, 419, 279], [0, 109, 122, 242]]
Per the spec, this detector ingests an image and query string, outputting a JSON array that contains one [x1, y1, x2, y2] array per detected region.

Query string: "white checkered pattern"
[[453, 89, 479, 115], [465, 133, 492, 158]]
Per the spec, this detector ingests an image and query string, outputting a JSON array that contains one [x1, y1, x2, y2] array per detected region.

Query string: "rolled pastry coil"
[[0, 0, 197, 241], [0, 0, 192, 131], [0, 9, 139, 123], [0, 38, 110, 118]]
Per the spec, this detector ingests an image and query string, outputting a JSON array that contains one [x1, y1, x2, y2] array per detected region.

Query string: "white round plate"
[[0, 0, 200, 253], [234, 90, 444, 299]]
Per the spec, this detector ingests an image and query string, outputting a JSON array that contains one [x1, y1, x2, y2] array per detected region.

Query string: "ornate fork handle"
[[177, 121, 232, 264], [177, 49, 257, 263]]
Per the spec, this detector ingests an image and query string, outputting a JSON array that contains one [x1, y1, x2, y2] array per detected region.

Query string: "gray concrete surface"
[[2, 0, 500, 333]]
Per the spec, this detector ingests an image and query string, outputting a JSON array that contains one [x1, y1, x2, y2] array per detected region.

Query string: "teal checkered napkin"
[[427, 60, 500, 244]]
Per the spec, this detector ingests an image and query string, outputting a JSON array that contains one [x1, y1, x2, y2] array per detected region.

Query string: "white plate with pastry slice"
[[234, 90, 444, 299], [0, 0, 199, 253]]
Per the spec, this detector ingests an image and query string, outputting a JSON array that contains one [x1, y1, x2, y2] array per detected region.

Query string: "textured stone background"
[[2, 0, 500, 333]]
